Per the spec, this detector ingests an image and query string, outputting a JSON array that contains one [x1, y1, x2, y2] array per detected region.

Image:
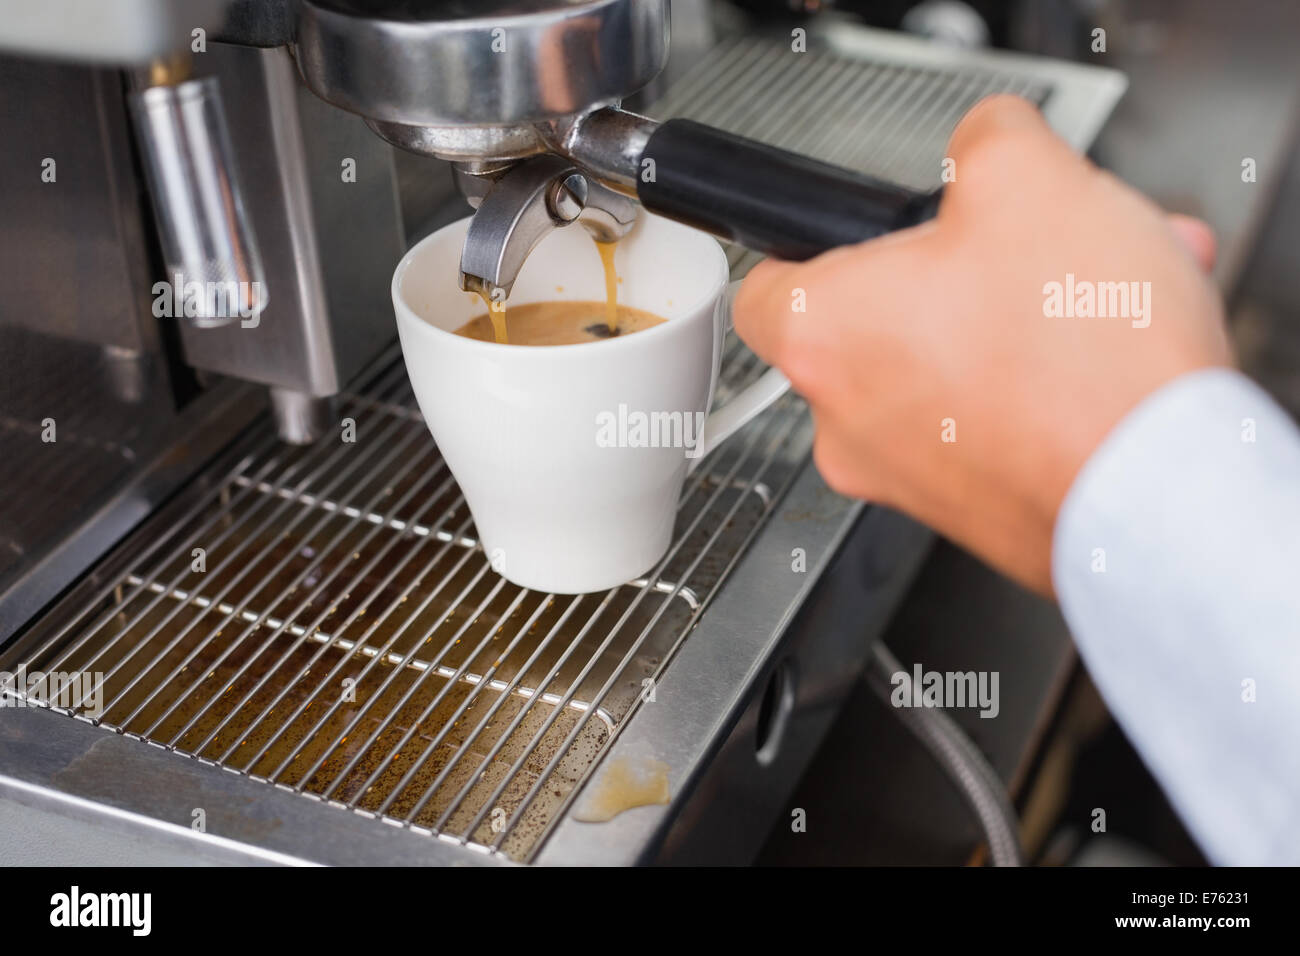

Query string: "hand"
[[733, 94, 1232, 595]]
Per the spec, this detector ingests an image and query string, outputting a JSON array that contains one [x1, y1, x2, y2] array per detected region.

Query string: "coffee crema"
[[454, 300, 667, 346], [467, 234, 628, 345]]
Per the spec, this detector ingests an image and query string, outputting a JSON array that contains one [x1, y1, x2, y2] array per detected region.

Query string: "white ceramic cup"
[[392, 212, 789, 594]]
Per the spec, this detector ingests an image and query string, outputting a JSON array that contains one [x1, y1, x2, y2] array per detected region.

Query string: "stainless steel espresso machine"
[[0, 1, 1124, 864]]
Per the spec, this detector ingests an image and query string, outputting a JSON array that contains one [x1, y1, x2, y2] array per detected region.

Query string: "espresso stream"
[[595, 239, 619, 333], [459, 237, 663, 345]]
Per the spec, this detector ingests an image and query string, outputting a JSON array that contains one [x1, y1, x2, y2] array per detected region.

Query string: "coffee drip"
[[471, 236, 624, 345]]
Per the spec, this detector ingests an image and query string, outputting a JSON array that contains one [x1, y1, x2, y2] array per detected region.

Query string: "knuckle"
[[775, 334, 825, 400], [947, 95, 1045, 184], [951, 94, 1037, 146], [811, 430, 865, 500], [953, 132, 1023, 187]]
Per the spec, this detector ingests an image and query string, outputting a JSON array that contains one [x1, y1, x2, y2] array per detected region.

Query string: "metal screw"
[[548, 172, 588, 221]]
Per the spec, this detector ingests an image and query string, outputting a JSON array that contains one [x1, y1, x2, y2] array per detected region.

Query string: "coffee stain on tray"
[[571, 755, 671, 823]]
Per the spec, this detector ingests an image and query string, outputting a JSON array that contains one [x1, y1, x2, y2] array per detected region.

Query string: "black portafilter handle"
[[636, 118, 942, 261]]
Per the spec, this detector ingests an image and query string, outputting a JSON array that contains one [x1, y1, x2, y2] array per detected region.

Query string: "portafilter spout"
[[455, 155, 638, 303], [551, 107, 944, 262], [456, 101, 944, 300]]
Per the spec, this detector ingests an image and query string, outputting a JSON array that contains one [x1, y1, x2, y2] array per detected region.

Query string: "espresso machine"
[[6, 0, 940, 433], [0, 1, 1124, 864], [286, 0, 943, 293]]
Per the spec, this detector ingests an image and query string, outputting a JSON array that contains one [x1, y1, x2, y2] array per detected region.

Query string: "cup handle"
[[686, 279, 791, 473]]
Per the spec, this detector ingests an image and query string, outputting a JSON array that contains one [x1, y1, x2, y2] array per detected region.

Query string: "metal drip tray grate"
[[1, 342, 812, 860]]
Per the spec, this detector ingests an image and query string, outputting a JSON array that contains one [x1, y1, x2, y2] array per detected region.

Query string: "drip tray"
[[1, 341, 812, 862]]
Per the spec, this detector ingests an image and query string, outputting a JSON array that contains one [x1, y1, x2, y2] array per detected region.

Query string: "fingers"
[[732, 258, 797, 364], [735, 95, 1065, 379], [952, 95, 1219, 278], [942, 94, 1083, 213], [734, 215, 940, 374], [1165, 213, 1218, 273], [947, 93, 1048, 161]]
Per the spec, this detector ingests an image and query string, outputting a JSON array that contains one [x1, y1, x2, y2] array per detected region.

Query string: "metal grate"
[[1, 341, 813, 860]]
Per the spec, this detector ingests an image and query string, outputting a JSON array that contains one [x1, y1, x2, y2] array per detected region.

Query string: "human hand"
[[733, 95, 1232, 595]]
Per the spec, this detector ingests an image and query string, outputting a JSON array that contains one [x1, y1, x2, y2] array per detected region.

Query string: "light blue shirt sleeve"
[[1052, 368, 1300, 866]]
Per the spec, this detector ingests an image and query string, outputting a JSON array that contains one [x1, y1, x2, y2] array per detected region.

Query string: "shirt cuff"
[[1052, 367, 1300, 865]]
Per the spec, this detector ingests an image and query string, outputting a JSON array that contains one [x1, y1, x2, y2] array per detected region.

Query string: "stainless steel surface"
[[267, 388, 335, 446], [0, 705, 507, 866], [0, 351, 263, 643], [1, 338, 818, 862], [0, 55, 159, 351], [550, 107, 659, 195], [818, 23, 1126, 160], [575, 180, 641, 241], [0, 34, 406, 613], [297, 0, 671, 192], [0, 52, 269, 639], [294, 0, 669, 136], [129, 75, 268, 327], [176, 43, 404, 405], [458, 155, 638, 299], [459, 155, 586, 300], [366, 120, 551, 165], [551, 173, 588, 221], [0, 0, 230, 64]]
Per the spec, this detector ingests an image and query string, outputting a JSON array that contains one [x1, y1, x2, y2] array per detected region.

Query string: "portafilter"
[[294, 0, 942, 301]]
